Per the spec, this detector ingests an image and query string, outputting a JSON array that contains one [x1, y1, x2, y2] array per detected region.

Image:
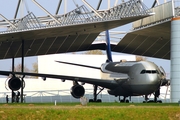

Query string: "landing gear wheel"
[[125, 100, 129, 103], [119, 96, 128, 103], [157, 100, 162, 103], [120, 100, 124, 103], [97, 99, 102, 102], [89, 99, 94, 102], [89, 99, 102, 102]]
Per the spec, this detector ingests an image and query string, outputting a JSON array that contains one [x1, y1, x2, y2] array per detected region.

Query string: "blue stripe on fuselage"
[[105, 30, 113, 62]]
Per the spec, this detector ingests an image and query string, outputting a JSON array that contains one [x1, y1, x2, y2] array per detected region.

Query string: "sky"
[[0, 0, 171, 76]]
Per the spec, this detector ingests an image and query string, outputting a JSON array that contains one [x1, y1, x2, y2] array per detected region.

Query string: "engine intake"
[[8, 77, 21, 91], [70, 85, 85, 98]]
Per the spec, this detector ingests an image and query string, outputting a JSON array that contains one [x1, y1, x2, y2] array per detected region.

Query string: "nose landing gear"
[[143, 89, 162, 103]]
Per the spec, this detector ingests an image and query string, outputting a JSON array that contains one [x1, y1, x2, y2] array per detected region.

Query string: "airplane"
[[0, 30, 170, 103]]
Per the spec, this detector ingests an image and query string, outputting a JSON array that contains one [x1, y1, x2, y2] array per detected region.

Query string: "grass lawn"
[[0, 102, 180, 120]]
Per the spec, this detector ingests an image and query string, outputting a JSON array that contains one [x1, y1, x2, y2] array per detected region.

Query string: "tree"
[[10, 63, 30, 78], [32, 61, 38, 73], [13, 63, 30, 73], [30, 60, 38, 78], [84, 50, 104, 55], [10, 59, 38, 78]]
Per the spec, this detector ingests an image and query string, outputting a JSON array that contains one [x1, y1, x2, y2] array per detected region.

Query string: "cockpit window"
[[140, 70, 159, 74], [146, 70, 151, 73], [140, 70, 146, 74], [152, 70, 157, 74]]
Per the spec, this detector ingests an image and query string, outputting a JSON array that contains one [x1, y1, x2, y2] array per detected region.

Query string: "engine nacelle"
[[8, 77, 21, 91], [70, 85, 85, 98]]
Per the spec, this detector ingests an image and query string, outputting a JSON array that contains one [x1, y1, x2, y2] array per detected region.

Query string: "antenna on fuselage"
[[105, 30, 113, 62]]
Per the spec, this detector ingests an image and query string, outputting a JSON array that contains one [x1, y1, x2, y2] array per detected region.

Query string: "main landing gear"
[[89, 85, 104, 102], [119, 96, 130, 103]]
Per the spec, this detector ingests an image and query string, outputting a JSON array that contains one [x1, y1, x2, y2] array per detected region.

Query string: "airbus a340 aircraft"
[[0, 30, 169, 103]]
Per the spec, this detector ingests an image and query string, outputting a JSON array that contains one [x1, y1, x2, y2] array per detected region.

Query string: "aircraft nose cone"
[[148, 74, 161, 85]]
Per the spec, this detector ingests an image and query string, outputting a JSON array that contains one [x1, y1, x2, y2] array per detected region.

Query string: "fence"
[[0, 88, 170, 103]]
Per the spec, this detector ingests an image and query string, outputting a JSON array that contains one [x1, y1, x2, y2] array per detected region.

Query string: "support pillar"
[[11, 57, 15, 103], [21, 40, 24, 103], [170, 17, 180, 102]]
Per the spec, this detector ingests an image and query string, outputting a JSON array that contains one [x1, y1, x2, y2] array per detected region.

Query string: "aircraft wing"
[[0, 71, 127, 89]]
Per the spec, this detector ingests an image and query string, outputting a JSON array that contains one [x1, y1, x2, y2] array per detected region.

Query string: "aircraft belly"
[[129, 84, 159, 95], [108, 77, 159, 96], [108, 82, 159, 96], [107, 86, 131, 96]]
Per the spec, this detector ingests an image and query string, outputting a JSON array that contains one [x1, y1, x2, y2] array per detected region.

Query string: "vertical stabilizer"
[[105, 30, 113, 62]]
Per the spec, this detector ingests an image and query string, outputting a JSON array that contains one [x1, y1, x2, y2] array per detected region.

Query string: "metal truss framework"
[[0, 0, 151, 34], [0, 0, 154, 104]]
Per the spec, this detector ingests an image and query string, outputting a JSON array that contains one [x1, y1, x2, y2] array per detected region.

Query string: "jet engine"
[[8, 77, 21, 91], [70, 85, 85, 98]]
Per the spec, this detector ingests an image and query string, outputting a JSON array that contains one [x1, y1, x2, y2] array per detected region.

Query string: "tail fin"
[[105, 30, 113, 62]]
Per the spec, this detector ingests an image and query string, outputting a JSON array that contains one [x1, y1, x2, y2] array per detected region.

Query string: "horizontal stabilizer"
[[55, 60, 101, 70]]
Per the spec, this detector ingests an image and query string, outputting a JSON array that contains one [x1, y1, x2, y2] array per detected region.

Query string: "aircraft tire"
[[120, 100, 125, 103], [89, 99, 94, 102], [89, 99, 102, 102], [157, 100, 162, 103]]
